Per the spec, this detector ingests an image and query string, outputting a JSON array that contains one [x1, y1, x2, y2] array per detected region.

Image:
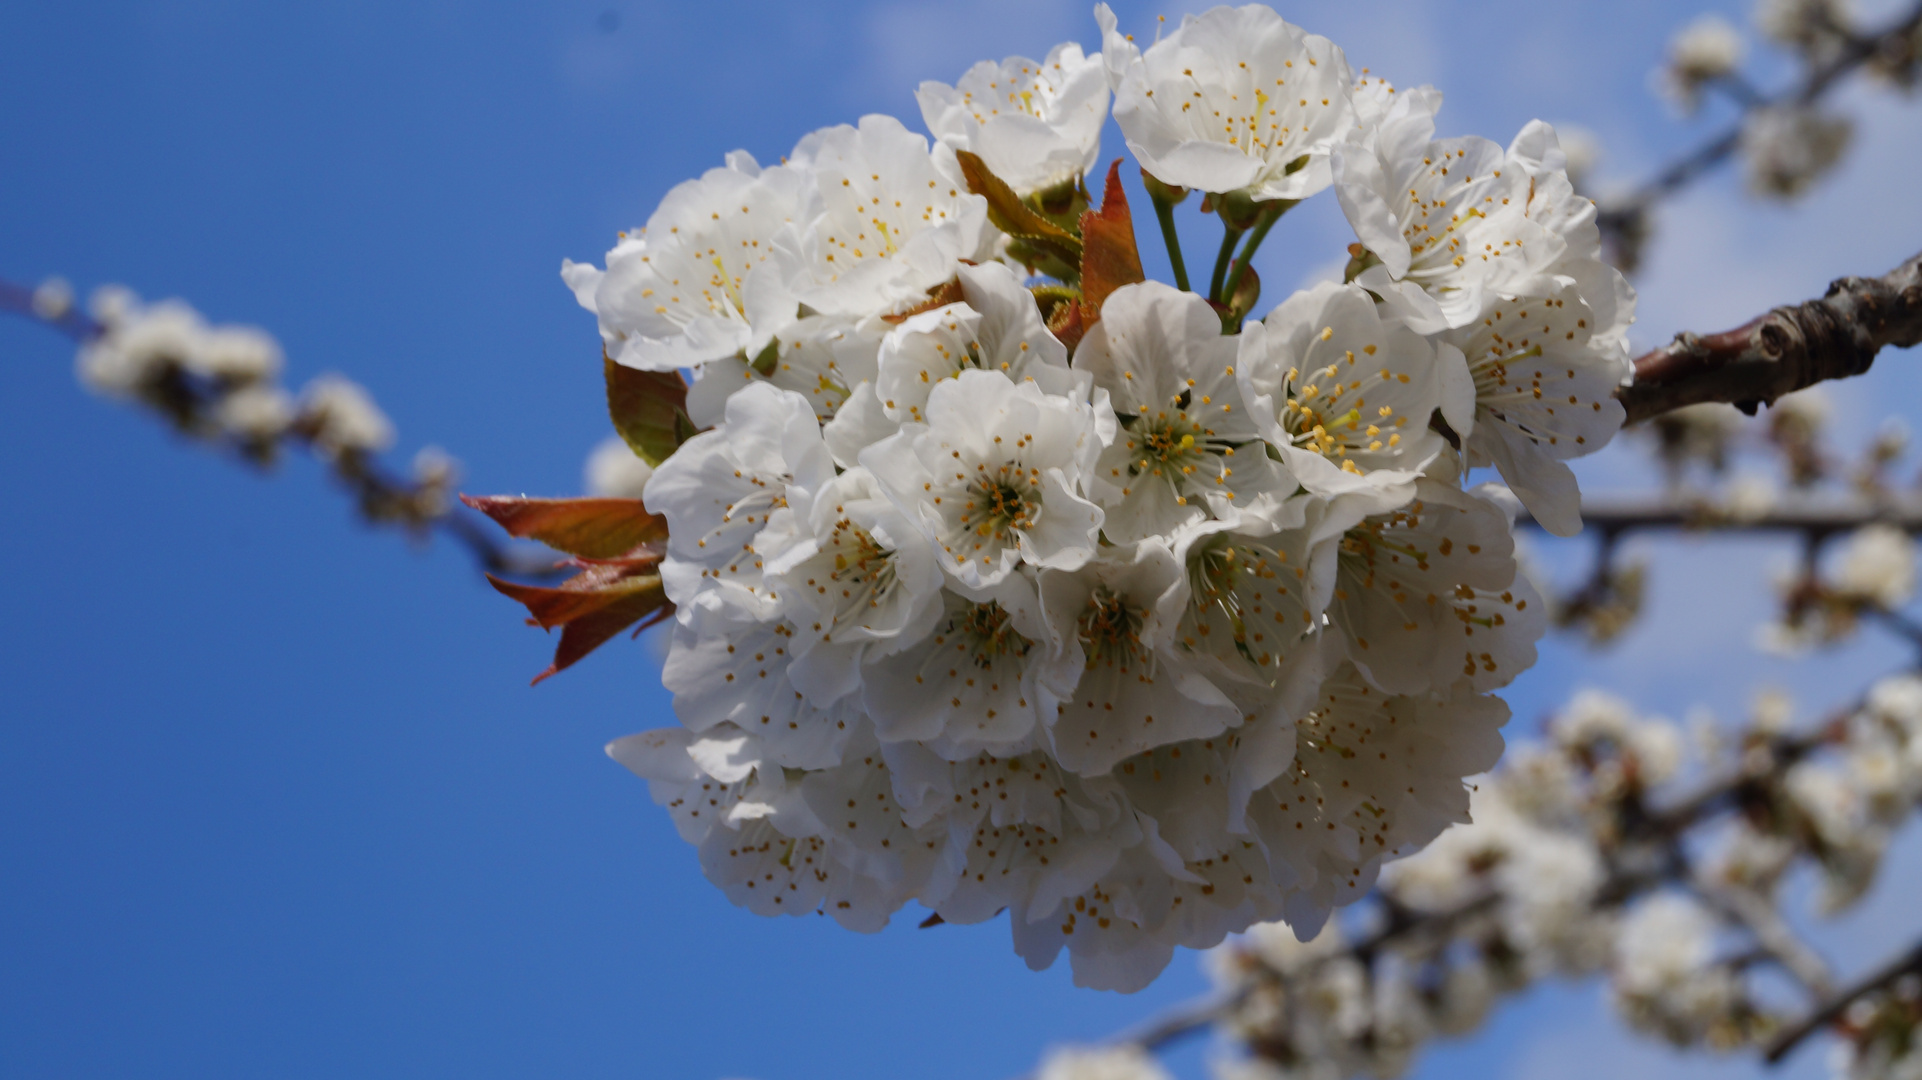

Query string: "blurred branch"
[[2, 277, 564, 581], [1597, 1, 1922, 253], [1765, 938, 1922, 1063], [1619, 250, 1922, 424]]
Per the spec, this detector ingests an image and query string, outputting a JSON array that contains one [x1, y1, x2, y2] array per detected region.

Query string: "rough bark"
[[1621, 251, 1922, 424]]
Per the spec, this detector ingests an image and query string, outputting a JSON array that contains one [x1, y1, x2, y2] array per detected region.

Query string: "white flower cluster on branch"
[[1157, 677, 1922, 1077], [576, 3, 1637, 990]]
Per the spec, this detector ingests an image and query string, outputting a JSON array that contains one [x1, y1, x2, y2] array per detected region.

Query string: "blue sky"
[[3, 2, 1920, 1078]]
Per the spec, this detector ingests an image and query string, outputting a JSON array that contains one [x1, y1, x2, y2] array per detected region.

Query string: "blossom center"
[[1079, 586, 1149, 671], [950, 600, 1033, 666]]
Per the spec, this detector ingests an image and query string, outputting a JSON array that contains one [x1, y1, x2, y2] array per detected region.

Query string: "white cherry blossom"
[[862, 369, 1108, 589], [860, 571, 1075, 757], [1444, 281, 1633, 535], [1332, 100, 1570, 332], [1238, 281, 1469, 518], [1076, 282, 1297, 544], [760, 466, 946, 705], [918, 42, 1109, 197], [1241, 668, 1509, 935], [1038, 541, 1243, 776], [660, 616, 862, 769], [684, 314, 883, 431], [1171, 502, 1335, 718], [646, 382, 835, 620], [1328, 480, 1542, 696], [860, 260, 1085, 432], [1096, 3, 1356, 201], [567, 151, 812, 372], [751, 115, 994, 345]]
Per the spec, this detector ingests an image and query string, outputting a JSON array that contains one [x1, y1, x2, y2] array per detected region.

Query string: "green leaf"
[[605, 353, 695, 466], [955, 150, 1084, 274], [459, 495, 668, 560]]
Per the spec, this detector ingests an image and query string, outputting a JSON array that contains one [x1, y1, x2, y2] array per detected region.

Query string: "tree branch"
[[2, 277, 564, 581], [1596, 1, 1922, 246], [1619, 250, 1922, 424], [1541, 490, 1922, 536], [1764, 938, 1922, 1063]]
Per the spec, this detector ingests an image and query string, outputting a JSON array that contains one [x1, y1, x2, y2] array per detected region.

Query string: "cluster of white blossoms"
[[570, 3, 1635, 990], [75, 284, 399, 458], [1197, 676, 1922, 1076]]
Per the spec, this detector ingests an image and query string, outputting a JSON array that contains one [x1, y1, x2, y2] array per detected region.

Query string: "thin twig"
[[1693, 880, 1835, 999], [1765, 938, 1922, 1063], [2, 280, 564, 582], [1597, 1, 1922, 242]]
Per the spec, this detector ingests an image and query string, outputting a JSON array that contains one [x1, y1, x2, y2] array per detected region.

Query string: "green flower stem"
[[1150, 191, 1191, 294], [1219, 201, 1292, 317], [1208, 224, 1245, 304]]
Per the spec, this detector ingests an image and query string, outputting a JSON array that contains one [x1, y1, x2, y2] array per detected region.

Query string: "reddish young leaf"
[[605, 354, 694, 466], [1047, 295, 1087, 351], [487, 562, 671, 684], [460, 495, 668, 560], [1078, 159, 1146, 325]]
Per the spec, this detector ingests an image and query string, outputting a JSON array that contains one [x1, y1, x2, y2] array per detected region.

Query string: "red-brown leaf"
[[460, 495, 668, 560], [1079, 159, 1146, 325], [486, 566, 671, 684]]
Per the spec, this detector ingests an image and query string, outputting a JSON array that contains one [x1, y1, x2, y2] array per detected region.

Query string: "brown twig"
[[1619, 250, 1922, 424], [1765, 938, 1922, 1063], [1596, 1, 1922, 249], [2, 278, 563, 581]]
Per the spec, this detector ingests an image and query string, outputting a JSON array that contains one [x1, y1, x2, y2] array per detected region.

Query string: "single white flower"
[[834, 259, 1085, 463], [299, 374, 395, 456], [583, 436, 655, 498], [1833, 524, 1917, 610], [217, 385, 296, 442], [30, 276, 73, 320], [860, 572, 1074, 758], [751, 115, 993, 344], [1444, 280, 1633, 535], [1038, 541, 1243, 776], [1613, 893, 1742, 1041], [568, 151, 813, 372], [1333, 102, 1583, 332], [1658, 15, 1745, 112], [1328, 481, 1542, 697], [862, 369, 1108, 589], [646, 382, 836, 618], [685, 314, 884, 431], [915, 744, 1142, 929], [660, 615, 862, 769], [917, 42, 1109, 197], [1241, 667, 1509, 939], [1096, 3, 1355, 200], [1077, 282, 1297, 543], [1171, 500, 1335, 717], [1741, 105, 1853, 198], [193, 324, 283, 382], [1238, 281, 1469, 518], [760, 466, 946, 705]]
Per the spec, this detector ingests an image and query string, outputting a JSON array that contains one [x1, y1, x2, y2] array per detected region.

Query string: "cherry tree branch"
[[1765, 938, 1922, 1063], [1619, 250, 1922, 424], [1596, 0, 1922, 248], [2, 278, 563, 580]]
